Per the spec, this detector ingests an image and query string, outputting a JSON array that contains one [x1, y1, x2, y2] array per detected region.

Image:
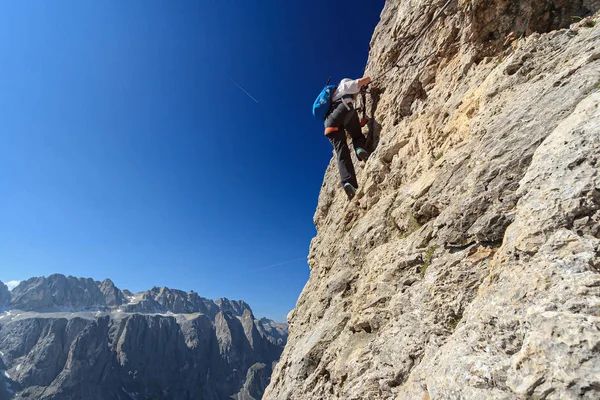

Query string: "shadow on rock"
[[365, 85, 384, 152]]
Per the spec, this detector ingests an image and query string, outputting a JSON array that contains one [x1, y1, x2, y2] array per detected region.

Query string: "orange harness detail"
[[324, 127, 340, 135]]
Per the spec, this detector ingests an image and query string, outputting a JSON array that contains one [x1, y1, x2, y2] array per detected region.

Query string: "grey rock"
[[0, 283, 9, 310], [265, 2, 600, 400], [0, 276, 288, 400], [7, 274, 258, 319], [256, 318, 288, 347], [10, 275, 108, 311], [0, 349, 11, 400], [237, 363, 274, 400], [216, 298, 252, 317], [99, 279, 126, 307], [0, 383, 8, 400], [122, 286, 221, 316]]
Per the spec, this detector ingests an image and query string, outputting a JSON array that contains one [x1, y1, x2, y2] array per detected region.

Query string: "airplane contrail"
[[230, 78, 259, 104], [248, 257, 306, 272]]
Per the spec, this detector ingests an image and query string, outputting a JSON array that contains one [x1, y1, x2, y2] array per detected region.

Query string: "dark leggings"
[[325, 102, 367, 188]]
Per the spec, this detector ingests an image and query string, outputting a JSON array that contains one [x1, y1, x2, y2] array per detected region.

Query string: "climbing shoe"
[[356, 147, 370, 162], [343, 183, 357, 200]]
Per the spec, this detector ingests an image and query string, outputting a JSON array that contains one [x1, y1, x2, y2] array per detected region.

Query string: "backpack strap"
[[341, 98, 352, 111]]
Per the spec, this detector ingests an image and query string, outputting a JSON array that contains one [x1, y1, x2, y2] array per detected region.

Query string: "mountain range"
[[0, 274, 287, 400]]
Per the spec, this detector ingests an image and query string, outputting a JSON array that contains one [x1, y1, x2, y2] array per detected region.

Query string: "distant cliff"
[[0, 283, 8, 311], [265, 1, 600, 399], [0, 274, 287, 400]]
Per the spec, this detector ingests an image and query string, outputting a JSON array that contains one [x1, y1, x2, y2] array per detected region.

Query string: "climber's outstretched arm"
[[358, 76, 372, 89]]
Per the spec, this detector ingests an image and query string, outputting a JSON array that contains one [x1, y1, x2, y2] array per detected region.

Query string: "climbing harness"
[[359, 90, 369, 127]]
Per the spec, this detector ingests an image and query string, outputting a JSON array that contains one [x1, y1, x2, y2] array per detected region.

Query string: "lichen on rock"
[[265, 1, 600, 399]]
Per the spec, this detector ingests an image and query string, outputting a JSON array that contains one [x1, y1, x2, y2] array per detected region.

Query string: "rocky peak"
[[9, 274, 108, 311], [265, 1, 599, 399], [256, 318, 288, 347], [121, 286, 222, 315], [216, 298, 252, 317], [99, 278, 126, 307], [0, 282, 9, 310], [4, 275, 268, 323]]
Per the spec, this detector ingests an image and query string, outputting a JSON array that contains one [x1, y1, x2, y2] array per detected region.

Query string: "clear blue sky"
[[0, 0, 384, 321]]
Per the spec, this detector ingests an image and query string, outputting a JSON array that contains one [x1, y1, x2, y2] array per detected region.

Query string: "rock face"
[[237, 363, 276, 400], [0, 275, 287, 400], [265, 2, 600, 399], [10, 275, 109, 311], [99, 279, 127, 307], [256, 318, 289, 347], [121, 286, 222, 315], [0, 283, 9, 310]]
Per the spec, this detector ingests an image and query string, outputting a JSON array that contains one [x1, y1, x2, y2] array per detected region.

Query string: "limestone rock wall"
[[265, 1, 600, 399]]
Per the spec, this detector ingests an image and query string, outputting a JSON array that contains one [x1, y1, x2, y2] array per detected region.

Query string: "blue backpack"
[[312, 85, 337, 120]]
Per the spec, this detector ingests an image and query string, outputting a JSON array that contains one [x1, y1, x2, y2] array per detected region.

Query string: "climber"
[[324, 76, 372, 200]]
